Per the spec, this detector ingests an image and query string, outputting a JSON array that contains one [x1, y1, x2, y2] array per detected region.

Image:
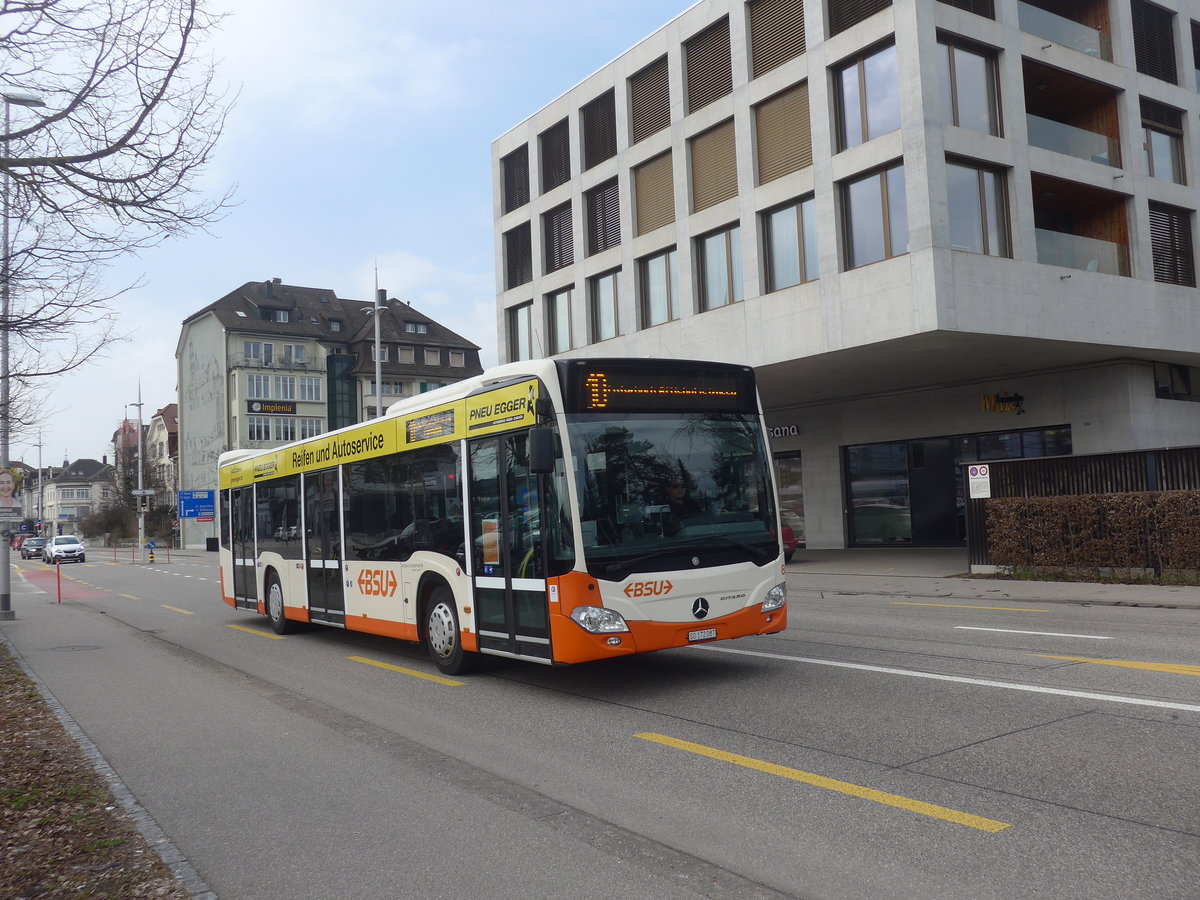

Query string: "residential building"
[[146, 404, 179, 509], [176, 279, 483, 549], [42, 458, 114, 535], [492, 0, 1200, 548]]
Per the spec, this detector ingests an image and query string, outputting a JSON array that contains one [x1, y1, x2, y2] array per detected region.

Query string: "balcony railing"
[[1027, 114, 1118, 166], [1035, 228, 1129, 276], [227, 355, 310, 371], [1019, 2, 1111, 61]]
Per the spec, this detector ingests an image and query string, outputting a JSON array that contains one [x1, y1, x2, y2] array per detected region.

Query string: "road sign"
[[132, 489, 156, 496], [968, 464, 991, 499], [146, 540, 156, 550], [178, 490, 216, 519]]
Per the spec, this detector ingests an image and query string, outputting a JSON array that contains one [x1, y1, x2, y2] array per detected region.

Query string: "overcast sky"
[[12, 0, 692, 473]]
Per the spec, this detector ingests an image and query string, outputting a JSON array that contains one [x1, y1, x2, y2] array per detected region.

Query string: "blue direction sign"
[[178, 490, 216, 520]]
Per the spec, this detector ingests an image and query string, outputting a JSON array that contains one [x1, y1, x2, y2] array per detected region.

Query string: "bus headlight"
[[762, 583, 787, 613], [570, 606, 630, 634]]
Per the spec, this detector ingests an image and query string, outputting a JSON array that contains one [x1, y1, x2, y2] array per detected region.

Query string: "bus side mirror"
[[529, 427, 555, 474]]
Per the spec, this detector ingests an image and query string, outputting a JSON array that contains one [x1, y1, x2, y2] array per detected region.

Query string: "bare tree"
[[1, 0, 232, 381]]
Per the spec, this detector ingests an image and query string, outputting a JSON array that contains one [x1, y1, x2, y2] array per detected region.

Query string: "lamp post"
[[128, 388, 148, 559], [1, 89, 45, 622]]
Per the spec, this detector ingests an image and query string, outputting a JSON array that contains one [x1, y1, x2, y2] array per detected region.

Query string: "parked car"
[[780, 510, 803, 562], [20, 536, 47, 559], [43, 534, 86, 564], [12, 535, 24, 551]]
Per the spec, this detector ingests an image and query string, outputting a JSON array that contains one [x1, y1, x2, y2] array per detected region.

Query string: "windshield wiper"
[[602, 536, 774, 579]]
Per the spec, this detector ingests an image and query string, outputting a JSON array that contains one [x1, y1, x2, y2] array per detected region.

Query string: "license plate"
[[688, 627, 717, 642]]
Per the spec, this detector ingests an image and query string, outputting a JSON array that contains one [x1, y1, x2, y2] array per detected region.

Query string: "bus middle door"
[[304, 468, 346, 626], [231, 486, 257, 610], [468, 434, 551, 663]]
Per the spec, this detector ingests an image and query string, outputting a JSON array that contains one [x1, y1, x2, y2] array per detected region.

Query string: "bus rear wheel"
[[265, 572, 296, 635], [425, 585, 476, 676]]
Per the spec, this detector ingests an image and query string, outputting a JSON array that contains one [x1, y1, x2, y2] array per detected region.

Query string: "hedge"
[[986, 490, 1200, 580]]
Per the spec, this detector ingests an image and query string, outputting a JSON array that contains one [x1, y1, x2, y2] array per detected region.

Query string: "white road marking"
[[697, 645, 1200, 714], [954, 626, 1113, 640]]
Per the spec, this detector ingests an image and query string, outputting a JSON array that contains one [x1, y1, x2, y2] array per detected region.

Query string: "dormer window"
[[404, 322, 428, 334], [261, 308, 290, 323], [329, 319, 343, 332]]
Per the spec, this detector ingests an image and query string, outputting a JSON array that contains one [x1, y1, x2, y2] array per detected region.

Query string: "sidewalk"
[[787, 547, 1200, 610]]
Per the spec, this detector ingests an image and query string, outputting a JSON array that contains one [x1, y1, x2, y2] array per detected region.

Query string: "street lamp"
[[1, 88, 45, 622]]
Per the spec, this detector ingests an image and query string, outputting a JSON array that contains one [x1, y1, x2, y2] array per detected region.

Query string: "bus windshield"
[[567, 412, 778, 579]]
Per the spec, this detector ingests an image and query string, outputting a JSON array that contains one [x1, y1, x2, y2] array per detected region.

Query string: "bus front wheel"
[[265, 572, 296, 635], [425, 585, 476, 676]]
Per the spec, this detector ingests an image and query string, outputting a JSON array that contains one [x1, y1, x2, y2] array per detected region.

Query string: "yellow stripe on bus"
[[347, 655, 465, 686], [636, 732, 1011, 833]]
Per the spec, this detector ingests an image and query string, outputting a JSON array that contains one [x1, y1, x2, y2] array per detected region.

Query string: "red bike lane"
[[19, 565, 113, 602]]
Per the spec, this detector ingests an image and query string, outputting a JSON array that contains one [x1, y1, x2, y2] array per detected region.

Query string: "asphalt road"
[[3, 553, 1199, 899]]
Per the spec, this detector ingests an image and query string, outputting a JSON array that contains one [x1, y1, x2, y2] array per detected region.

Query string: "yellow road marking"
[[119, 594, 140, 600], [161, 605, 193, 615], [892, 602, 1049, 613], [226, 623, 284, 640], [1033, 655, 1200, 677], [636, 732, 1011, 833], [347, 655, 465, 686]]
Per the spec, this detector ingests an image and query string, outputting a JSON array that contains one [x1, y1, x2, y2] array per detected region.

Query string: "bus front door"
[[231, 486, 257, 610], [304, 468, 345, 625], [468, 434, 551, 662]]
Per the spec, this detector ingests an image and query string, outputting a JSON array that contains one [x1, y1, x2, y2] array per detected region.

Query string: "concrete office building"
[[492, 0, 1200, 548], [176, 279, 483, 549]]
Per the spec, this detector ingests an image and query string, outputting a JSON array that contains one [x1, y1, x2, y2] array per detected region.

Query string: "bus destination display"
[[564, 360, 755, 414]]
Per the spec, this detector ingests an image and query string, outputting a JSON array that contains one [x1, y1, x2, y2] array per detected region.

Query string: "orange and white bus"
[[217, 357, 787, 674]]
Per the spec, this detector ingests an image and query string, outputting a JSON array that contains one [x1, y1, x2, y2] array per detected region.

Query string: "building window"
[[1131, 0, 1177, 85], [585, 178, 620, 255], [634, 152, 674, 236], [404, 322, 428, 334], [273, 375, 296, 400], [547, 287, 573, 354], [629, 55, 670, 144], [763, 197, 818, 291], [281, 344, 305, 365], [509, 302, 533, 362], [1148, 202, 1196, 287], [639, 247, 680, 327], [1142, 98, 1185, 184], [581, 89, 617, 171], [424, 348, 440, 366], [247, 374, 270, 399], [299, 418, 323, 439], [247, 416, 270, 442], [755, 82, 811, 185], [1155, 362, 1200, 400], [261, 308, 289, 323], [690, 119, 737, 212], [684, 16, 732, 114], [749, 0, 805, 78], [697, 225, 743, 311], [843, 163, 908, 269], [449, 350, 465, 367], [937, 0, 993, 16], [299, 377, 322, 402], [543, 202, 574, 273], [829, 0, 891, 36], [539, 118, 570, 193], [398, 346, 415, 364], [273, 418, 296, 443], [946, 161, 1010, 257], [939, 39, 1000, 136], [589, 270, 620, 342], [372, 346, 388, 363], [501, 144, 530, 213], [329, 319, 343, 332], [504, 221, 532, 289], [836, 43, 900, 151]]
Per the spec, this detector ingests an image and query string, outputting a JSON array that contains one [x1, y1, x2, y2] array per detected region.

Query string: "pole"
[[373, 268, 383, 418], [0, 89, 44, 620], [135, 386, 145, 560], [1, 100, 14, 620]]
